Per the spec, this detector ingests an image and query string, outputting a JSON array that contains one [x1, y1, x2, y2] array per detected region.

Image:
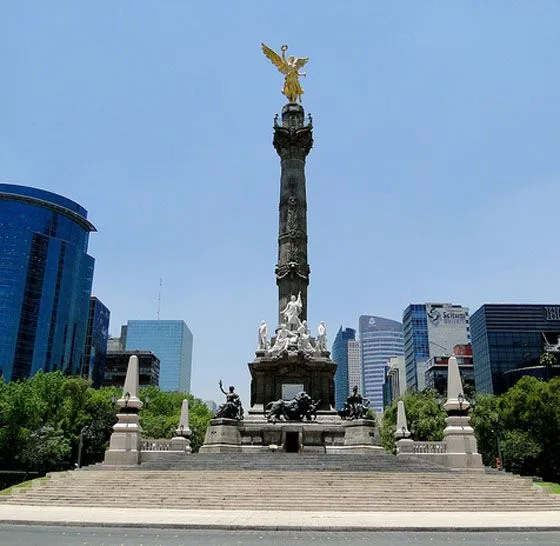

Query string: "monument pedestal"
[[443, 414, 484, 471], [395, 438, 415, 456], [199, 418, 242, 453], [336, 419, 383, 454], [170, 436, 192, 453], [104, 412, 142, 465], [238, 419, 345, 453], [248, 351, 336, 414]]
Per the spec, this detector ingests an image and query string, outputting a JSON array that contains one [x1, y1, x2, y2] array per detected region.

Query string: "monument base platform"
[[200, 414, 384, 454]]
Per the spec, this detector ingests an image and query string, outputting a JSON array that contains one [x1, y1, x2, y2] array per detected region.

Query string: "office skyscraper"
[[403, 303, 470, 391], [359, 315, 404, 414], [82, 296, 110, 388], [124, 320, 193, 392], [0, 184, 96, 381], [332, 327, 360, 410], [471, 304, 560, 395]]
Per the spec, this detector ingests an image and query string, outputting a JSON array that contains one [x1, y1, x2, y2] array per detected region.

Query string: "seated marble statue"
[[269, 323, 297, 356], [216, 380, 244, 420]]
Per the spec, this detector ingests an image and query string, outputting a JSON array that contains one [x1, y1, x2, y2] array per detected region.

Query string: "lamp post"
[[77, 425, 89, 469], [491, 427, 504, 470]]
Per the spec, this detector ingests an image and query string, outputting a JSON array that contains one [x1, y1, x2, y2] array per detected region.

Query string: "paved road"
[[1, 526, 560, 545]]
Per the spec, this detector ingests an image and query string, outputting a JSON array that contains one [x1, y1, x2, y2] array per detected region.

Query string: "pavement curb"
[[1, 519, 560, 532]]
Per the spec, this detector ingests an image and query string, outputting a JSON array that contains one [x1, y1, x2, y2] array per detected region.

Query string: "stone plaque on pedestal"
[[199, 418, 242, 453]]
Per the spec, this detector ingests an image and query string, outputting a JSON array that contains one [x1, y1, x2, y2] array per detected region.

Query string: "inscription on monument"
[[282, 383, 304, 400]]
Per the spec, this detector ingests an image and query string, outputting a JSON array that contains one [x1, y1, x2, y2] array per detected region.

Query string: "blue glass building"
[[359, 315, 404, 414], [402, 305, 429, 391], [471, 304, 560, 394], [125, 320, 193, 392], [0, 183, 96, 381], [332, 327, 356, 410], [403, 303, 470, 391], [83, 296, 110, 388]]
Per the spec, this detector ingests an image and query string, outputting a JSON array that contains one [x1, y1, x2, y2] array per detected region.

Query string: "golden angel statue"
[[261, 43, 309, 103]]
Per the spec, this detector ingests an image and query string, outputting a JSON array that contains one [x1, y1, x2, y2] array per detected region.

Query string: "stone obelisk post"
[[273, 103, 313, 325], [443, 355, 483, 470], [104, 355, 143, 465]]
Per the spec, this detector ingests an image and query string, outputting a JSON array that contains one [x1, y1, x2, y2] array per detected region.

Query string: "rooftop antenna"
[[157, 278, 163, 320]]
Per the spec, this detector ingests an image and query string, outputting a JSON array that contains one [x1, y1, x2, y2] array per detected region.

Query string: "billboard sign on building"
[[426, 303, 469, 358]]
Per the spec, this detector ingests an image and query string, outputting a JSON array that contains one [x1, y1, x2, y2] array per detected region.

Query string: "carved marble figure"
[[317, 321, 327, 351], [257, 321, 268, 351], [297, 320, 315, 355], [282, 292, 303, 330]]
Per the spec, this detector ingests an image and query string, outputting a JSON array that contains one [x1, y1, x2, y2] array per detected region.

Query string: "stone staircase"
[[138, 452, 449, 472], [1, 454, 560, 511]]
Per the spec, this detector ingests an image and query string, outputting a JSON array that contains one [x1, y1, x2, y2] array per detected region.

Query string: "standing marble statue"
[[317, 321, 327, 351], [297, 320, 315, 355], [282, 292, 303, 330], [257, 320, 268, 351]]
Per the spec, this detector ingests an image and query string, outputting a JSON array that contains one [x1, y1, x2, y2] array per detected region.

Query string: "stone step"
[[5, 495, 560, 509], [17, 480, 540, 488], [102, 453, 454, 473], [4, 466, 558, 512], [3, 499, 559, 511]]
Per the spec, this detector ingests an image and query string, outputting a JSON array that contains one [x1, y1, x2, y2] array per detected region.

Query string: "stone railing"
[[141, 439, 174, 452], [413, 441, 447, 454]]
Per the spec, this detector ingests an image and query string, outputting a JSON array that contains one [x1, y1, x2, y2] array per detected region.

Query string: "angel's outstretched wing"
[[293, 57, 309, 70], [262, 43, 288, 74]]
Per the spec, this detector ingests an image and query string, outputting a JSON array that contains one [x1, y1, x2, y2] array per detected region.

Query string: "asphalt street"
[[1, 526, 560, 546]]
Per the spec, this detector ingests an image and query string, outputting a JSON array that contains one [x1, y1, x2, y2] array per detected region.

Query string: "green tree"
[[0, 372, 213, 473], [19, 426, 71, 473], [470, 393, 502, 467], [381, 390, 446, 452], [499, 376, 560, 480], [471, 377, 560, 480], [501, 430, 542, 476], [138, 386, 212, 452]]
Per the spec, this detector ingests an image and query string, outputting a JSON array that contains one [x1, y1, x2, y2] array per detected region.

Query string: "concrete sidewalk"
[[1, 505, 560, 531]]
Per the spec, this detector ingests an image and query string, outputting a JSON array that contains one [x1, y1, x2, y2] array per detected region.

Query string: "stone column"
[[443, 355, 483, 470], [171, 399, 192, 453], [395, 400, 414, 455], [104, 355, 143, 465], [273, 103, 313, 325]]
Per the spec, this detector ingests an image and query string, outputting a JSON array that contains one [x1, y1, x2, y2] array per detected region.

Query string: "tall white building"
[[386, 355, 406, 405], [347, 339, 361, 393]]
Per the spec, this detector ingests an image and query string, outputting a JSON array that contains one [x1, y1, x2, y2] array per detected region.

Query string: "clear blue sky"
[[2, 2, 560, 405]]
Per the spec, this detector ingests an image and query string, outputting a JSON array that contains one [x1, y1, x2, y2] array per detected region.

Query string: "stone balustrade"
[[141, 439, 174, 452], [413, 441, 447, 454]]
